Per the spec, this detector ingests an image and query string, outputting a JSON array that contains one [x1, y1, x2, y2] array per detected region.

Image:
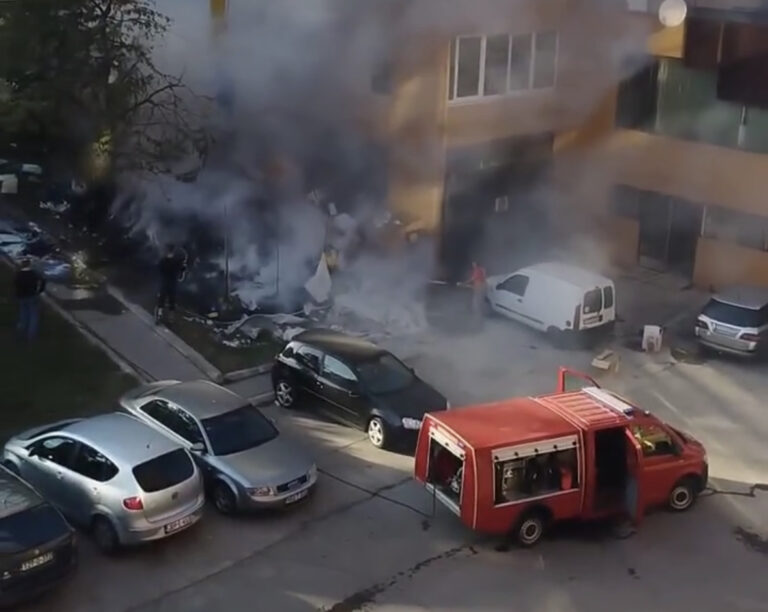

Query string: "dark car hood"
[[372, 379, 447, 418]]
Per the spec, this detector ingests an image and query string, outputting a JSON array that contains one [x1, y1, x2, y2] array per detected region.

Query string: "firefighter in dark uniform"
[[155, 244, 186, 323]]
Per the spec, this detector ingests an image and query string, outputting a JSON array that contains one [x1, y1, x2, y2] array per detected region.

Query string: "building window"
[[533, 31, 558, 89], [509, 34, 533, 92], [448, 32, 558, 101], [615, 57, 768, 154], [703, 205, 768, 251], [456, 36, 482, 98]]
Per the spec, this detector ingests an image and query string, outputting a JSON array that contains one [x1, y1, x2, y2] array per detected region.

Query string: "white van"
[[485, 262, 616, 341]]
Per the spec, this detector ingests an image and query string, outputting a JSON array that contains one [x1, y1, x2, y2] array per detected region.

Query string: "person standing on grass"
[[14, 257, 46, 341]]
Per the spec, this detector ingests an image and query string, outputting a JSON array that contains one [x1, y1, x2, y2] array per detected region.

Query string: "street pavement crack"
[[123, 476, 415, 612], [319, 544, 479, 612]]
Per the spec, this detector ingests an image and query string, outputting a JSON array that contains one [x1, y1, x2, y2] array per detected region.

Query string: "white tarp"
[[304, 255, 332, 303], [0, 174, 18, 194]]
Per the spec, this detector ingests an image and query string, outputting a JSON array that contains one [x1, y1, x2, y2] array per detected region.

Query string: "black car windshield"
[[202, 405, 278, 456], [356, 354, 414, 394], [702, 299, 764, 327]]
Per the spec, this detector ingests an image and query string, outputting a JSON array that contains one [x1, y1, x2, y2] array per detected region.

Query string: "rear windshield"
[[583, 288, 603, 314], [702, 299, 765, 328], [0, 504, 68, 554], [603, 286, 614, 309], [132, 449, 194, 493]]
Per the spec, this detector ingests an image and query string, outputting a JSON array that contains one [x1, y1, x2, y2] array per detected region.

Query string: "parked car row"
[[0, 381, 317, 606]]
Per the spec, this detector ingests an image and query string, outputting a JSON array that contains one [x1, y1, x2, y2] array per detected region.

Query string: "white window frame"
[[448, 31, 559, 104]]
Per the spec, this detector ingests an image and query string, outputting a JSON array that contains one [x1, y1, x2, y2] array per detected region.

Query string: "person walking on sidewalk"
[[14, 257, 46, 341], [156, 244, 186, 323]]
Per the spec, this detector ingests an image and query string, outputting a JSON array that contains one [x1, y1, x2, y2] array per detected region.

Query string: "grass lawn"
[[164, 315, 284, 374], [0, 264, 137, 442]]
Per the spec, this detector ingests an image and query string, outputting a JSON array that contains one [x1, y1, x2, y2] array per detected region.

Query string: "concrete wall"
[[694, 238, 768, 291]]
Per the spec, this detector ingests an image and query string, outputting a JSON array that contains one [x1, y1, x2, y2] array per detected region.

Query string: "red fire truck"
[[414, 368, 708, 547]]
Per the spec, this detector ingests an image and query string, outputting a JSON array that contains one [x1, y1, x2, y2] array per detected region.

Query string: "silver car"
[[2, 413, 205, 554], [695, 286, 768, 357], [120, 380, 317, 514]]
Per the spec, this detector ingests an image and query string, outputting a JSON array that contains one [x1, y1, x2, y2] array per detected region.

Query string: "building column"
[[386, 39, 450, 246]]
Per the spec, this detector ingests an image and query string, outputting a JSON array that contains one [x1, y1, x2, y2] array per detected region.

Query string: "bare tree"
[[0, 0, 210, 177]]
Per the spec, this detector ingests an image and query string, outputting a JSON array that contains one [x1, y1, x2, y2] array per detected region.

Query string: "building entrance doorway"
[[616, 186, 703, 278], [440, 134, 554, 281]]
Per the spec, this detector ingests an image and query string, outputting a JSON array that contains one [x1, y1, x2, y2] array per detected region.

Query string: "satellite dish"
[[658, 0, 687, 27]]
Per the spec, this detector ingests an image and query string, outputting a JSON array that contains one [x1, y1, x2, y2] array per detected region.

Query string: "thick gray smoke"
[[116, 0, 656, 330]]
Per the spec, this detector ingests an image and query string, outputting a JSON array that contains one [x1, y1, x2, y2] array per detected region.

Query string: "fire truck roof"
[[429, 387, 633, 450]]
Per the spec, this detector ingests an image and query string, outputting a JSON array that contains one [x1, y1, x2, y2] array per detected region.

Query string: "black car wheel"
[[367, 417, 387, 449], [212, 481, 237, 515], [274, 378, 297, 408], [92, 516, 119, 555]]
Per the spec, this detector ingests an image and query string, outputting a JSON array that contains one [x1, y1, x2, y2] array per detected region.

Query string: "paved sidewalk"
[[46, 279, 275, 402], [44, 282, 215, 382]]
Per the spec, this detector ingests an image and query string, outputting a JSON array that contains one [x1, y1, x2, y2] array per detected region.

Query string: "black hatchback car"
[[0, 465, 77, 607], [271, 330, 448, 449]]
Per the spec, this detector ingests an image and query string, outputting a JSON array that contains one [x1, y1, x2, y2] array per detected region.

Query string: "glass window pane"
[[456, 37, 482, 98], [509, 34, 532, 91], [483, 35, 509, 96], [533, 31, 557, 89], [703, 205, 766, 251], [655, 59, 741, 147], [448, 38, 456, 100], [741, 106, 768, 154]]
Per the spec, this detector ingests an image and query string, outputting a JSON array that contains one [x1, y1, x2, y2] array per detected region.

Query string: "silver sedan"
[[2, 413, 205, 554], [120, 380, 318, 514]]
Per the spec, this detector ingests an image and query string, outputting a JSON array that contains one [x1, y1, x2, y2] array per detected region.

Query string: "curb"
[[104, 284, 224, 383], [222, 363, 272, 383], [249, 390, 275, 407], [0, 256, 148, 383]]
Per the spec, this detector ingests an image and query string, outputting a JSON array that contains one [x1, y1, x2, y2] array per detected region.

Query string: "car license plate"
[[285, 489, 309, 505], [164, 515, 193, 534], [20, 552, 54, 572]]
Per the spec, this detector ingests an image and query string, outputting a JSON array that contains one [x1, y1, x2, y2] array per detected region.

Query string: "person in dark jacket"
[[156, 244, 186, 322], [14, 257, 46, 340]]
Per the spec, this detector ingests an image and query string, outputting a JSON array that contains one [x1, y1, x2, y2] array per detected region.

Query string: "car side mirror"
[[190, 442, 206, 454]]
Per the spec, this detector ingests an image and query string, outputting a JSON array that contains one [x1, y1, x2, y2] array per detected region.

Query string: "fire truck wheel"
[[514, 510, 548, 547], [668, 477, 697, 512]]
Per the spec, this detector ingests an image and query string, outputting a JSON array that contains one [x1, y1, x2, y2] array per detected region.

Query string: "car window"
[[296, 345, 322, 372], [31, 437, 78, 469], [132, 449, 194, 493], [498, 274, 529, 297], [201, 405, 279, 456], [167, 406, 205, 446], [70, 444, 119, 482], [140, 400, 204, 445], [322, 355, 358, 386], [603, 285, 614, 309], [356, 353, 414, 394], [632, 424, 676, 457], [140, 399, 172, 424], [583, 288, 603, 314], [702, 299, 763, 327]]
